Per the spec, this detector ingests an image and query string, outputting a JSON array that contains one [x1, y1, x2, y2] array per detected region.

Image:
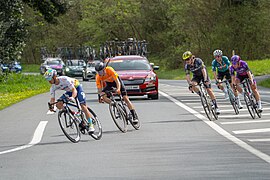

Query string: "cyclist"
[[44, 69, 95, 133], [211, 50, 243, 108], [230, 55, 263, 112], [183, 51, 220, 114], [95, 61, 138, 122]]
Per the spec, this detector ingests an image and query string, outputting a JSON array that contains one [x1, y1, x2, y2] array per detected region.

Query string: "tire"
[[58, 110, 81, 143], [201, 94, 213, 121], [87, 107, 102, 140], [109, 102, 127, 133], [129, 111, 140, 130], [244, 93, 255, 119], [228, 89, 239, 115], [251, 94, 262, 118], [148, 93, 159, 100]]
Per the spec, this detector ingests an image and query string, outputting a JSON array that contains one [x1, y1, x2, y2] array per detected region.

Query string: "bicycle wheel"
[[251, 94, 262, 118], [244, 93, 255, 119], [109, 102, 127, 133], [228, 89, 239, 115], [58, 110, 80, 143], [128, 111, 141, 130], [200, 94, 213, 121], [88, 107, 102, 140]]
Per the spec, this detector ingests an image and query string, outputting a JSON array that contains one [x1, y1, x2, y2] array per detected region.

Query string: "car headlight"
[[66, 68, 69, 72], [145, 74, 156, 82]]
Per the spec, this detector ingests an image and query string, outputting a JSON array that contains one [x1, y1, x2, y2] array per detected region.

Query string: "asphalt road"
[[0, 78, 270, 179]]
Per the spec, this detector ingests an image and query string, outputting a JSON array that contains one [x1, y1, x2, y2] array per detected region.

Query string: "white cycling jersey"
[[50, 76, 80, 98]]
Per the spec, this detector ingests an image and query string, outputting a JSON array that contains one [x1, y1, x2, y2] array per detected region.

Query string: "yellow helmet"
[[182, 51, 192, 60]]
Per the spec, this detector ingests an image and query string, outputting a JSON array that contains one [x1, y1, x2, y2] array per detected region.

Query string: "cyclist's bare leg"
[[81, 103, 92, 119], [251, 84, 260, 101], [123, 95, 135, 110], [102, 95, 112, 104], [206, 88, 216, 100]]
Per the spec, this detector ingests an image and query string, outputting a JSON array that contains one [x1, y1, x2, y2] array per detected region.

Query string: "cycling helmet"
[[44, 69, 57, 81], [231, 55, 241, 65], [213, 49, 222, 57], [182, 51, 192, 60], [95, 62, 105, 72]]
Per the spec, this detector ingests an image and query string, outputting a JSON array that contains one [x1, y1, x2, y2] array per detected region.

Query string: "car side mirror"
[[153, 66, 159, 70]]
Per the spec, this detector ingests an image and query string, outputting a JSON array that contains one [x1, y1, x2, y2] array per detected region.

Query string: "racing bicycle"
[[48, 97, 102, 143], [241, 78, 262, 119], [194, 82, 218, 121], [221, 80, 239, 115], [105, 89, 140, 133]]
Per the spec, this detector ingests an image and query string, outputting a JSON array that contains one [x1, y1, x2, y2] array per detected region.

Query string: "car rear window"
[[109, 59, 151, 71]]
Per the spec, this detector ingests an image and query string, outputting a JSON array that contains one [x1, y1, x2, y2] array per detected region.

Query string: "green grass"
[[0, 73, 50, 110], [22, 64, 40, 73], [258, 78, 270, 88]]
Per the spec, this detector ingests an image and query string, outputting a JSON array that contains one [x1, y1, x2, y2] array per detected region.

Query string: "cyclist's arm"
[[115, 78, 121, 93], [71, 87, 77, 98], [201, 67, 208, 82]]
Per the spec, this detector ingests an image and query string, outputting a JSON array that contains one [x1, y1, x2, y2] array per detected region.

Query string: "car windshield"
[[47, 60, 62, 65], [67, 60, 85, 66], [108, 59, 151, 71]]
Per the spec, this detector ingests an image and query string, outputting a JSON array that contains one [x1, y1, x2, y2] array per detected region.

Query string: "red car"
[[106, 55, 159, 99]]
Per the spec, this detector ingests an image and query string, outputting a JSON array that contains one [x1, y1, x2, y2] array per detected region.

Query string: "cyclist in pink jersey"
[[230, 55, 262, 112]]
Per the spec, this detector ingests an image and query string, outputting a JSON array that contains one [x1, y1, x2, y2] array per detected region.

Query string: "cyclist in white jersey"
[[44, 69, 95, 133]]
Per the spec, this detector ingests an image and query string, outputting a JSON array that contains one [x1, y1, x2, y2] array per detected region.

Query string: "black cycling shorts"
[[217, 69, 231, 83], [102, 77, 127, 96], [192, 75, 211, 88]]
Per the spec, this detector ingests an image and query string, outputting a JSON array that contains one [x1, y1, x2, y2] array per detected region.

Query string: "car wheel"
[[82, 74, 88, 81], [148, 93, 159, 100]]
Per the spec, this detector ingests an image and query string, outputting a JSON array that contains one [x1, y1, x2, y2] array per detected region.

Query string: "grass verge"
[[0, 73, 50, 110]]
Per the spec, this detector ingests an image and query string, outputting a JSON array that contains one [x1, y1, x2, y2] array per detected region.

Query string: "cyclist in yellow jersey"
[[44, 69, 95, 133], [95, 62, 138, 122]]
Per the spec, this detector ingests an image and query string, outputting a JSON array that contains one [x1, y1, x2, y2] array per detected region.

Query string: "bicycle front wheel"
[[251, 94, 262, 118], [201, 94, 213, 121], [244, 93, 255, 119], [109, 102, 127, 133], [129, 111, 140, 130], [228, 89, 239, 115], [58, 110, 80, 143]]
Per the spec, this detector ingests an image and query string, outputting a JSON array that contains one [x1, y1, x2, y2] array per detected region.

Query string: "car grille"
[[122, 79, 144, 85]]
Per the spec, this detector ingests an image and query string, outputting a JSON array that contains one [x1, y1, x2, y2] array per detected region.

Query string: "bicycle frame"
[[221, 80, 239, 115]]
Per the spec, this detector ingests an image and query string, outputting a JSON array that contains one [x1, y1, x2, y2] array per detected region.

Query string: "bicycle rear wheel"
[[129, 111, 140, 130], [251, 94, 262, 118], [87, 107, 102, 140], [109, 102, 127, 133], [58, 110, 80, 143], [201, 94, 213, 121], [244, 93, 255, 119], [228, 89, 239, 115]]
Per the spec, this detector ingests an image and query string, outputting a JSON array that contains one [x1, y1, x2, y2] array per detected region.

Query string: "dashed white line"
[[0, 121, 48, 155], [248, 138, 270, 142], [219, 113, 270, 118], [233, 128, 270, 134], [160, 90, 270, 164], [221, 120, 270, 125]]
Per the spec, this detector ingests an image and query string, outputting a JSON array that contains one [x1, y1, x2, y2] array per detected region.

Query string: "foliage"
[[258, 78, 270, 88], [0, 73, 50, 110]]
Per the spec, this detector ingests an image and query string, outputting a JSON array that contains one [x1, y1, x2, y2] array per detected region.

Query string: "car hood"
[[68, 66, 83, 70], [117, 70, 153, 79], [49, 65, 63, 69]]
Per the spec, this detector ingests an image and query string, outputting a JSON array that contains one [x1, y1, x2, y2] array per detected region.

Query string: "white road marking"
[[0, 121, 48, 155], [160, 90, 270, 164], [200, 107, 270, 113], [248, 139, 270, 142], [221, 119, 270, 125], [233, 128, 270, 134], [219, 113, 270, 118]]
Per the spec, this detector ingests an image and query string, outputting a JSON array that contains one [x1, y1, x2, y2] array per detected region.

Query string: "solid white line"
[[219, 113, 270, 118], [160, 90, 270, 164], [248, 139, 270, 142], [200, 108, 270, 114], [0, 121, 48, 155], [233, 128, 270, 134], [221, 120, 270, 125]]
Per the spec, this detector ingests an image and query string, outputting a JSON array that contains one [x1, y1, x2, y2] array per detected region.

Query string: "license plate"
[[125, 85, 139, 90]]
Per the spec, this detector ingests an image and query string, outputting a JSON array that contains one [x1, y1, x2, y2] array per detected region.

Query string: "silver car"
[[82, 60, 100, 81]]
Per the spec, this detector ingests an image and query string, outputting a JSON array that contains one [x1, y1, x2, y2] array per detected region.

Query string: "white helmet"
[[213, 49, 223, 57]]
